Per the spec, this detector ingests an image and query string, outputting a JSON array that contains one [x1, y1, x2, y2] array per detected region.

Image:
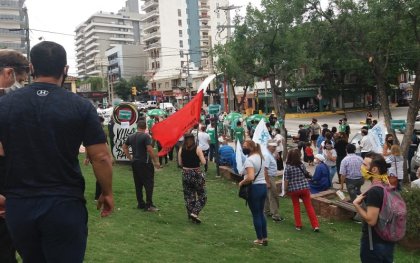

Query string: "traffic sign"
[[209, 104, 221, 115]]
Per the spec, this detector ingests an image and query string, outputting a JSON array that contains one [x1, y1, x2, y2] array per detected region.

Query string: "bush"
[[401, 188, 420, 240]]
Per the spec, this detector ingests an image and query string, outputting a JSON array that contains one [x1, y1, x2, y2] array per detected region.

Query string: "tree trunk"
[[270, 76, 287, 159], [238, 86, 249, 113], [373, 66, 397, 141], [400, 60, 420, 182]]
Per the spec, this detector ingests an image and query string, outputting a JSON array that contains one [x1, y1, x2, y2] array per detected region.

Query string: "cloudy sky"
[[25, 0, 261, 75]]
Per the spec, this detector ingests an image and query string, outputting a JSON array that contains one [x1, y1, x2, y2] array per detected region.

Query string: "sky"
[[25, 0, 262, 76]]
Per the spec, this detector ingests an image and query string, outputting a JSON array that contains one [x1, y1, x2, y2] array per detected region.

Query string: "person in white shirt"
[[359, 129, 373, 159], [264, 141, 284, 222], [411, 167, 420, 189], [272, 128, 284, 170], [386, 145, 404, 190], [197, 126, 210, 172]]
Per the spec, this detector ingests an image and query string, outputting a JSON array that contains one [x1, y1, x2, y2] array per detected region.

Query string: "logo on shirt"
[[36, 90, 49, 96]]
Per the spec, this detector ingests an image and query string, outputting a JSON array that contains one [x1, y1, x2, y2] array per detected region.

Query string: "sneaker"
[[313, 227, 320, 232], [295, 227, 302, 231], [146, 206, 160, 212], [272, 217, 285, 222], [190, 213, 202, 224]]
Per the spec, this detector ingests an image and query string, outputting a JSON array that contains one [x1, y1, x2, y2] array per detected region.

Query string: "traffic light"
[[131, 87, 137, 96]]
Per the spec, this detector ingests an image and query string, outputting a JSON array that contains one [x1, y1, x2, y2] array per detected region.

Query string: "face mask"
[[9, 71, 23, 90], [388, 140, 393, 144], [271, 130, 277, 136], [360, 165, 373, 180], [242, 148, 251, 155]]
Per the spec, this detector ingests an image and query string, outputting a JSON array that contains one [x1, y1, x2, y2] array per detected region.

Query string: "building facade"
[[105, 44, 148, 82], [141, 0, 230, 106], [75, 0, 142, 78], [0, 0, 27, 54]]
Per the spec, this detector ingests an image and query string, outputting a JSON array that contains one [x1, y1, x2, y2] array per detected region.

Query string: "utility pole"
[[23, 7, 31, 83], [215, 4, 240, 112]]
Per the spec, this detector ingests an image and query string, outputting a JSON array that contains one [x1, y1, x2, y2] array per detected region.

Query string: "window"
[[180, 50, 184, 58], [178, 20, 182, 26], [179, 30, 183, 37], [179, 40, 183, 48], [178, 9, 181, 17]]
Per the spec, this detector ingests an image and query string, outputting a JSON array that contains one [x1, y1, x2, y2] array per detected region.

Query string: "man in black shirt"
[[0, 42, 114, 263], [123, 120, 160, 212], [353, 152, 395, 263]]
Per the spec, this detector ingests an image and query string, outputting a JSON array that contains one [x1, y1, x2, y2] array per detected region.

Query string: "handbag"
[[238, 158, 263, 200], [298, 165, 312, 179]]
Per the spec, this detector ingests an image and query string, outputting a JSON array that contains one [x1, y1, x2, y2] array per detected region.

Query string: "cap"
[[315, 154, 325, 162]]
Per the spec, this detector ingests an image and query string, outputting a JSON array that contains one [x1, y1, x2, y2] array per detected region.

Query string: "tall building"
[[141, 0, 230, 98], [75, 0, 143, 78], [0, 0, 27, 54]]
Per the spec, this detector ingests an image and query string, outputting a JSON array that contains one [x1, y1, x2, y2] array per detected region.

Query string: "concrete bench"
[[311, 190, 355, 220], [330, 200, 357, 213], [219, 166, 242, 182]]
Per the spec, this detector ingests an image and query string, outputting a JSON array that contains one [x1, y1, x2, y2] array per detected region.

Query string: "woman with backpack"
[[284, 149, 320, 232], [238, 140, 269, 246]]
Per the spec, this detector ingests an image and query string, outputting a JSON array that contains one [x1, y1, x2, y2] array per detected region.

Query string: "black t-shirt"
[[298, 129, 309, 142], [335, 140, 348, 158], [0, 82, 106, 199], [361, 186, 392, 244], [125, 132, 152, 163]]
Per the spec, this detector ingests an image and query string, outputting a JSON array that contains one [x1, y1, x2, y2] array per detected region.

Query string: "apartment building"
[[75, 0, 143, 78], [105, 44, 148, 82], [141, 0, 230, 96], [0, 0, 27, 54]]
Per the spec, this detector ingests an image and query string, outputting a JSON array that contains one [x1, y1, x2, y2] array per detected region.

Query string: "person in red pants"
[[284, 149, 320, 232]]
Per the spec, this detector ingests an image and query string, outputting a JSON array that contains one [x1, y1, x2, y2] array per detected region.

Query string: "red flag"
[[151, 90, 203, 156]]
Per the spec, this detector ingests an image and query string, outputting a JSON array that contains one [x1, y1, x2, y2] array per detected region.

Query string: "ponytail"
[[255, 143, 264, 160]]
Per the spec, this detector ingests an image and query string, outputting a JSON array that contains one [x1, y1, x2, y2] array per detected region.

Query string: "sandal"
[[190, 213, 202, 224], [253, 240, 266, 246]]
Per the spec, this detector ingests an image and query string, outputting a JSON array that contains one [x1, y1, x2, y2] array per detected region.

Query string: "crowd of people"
[[0, 42, 415, 263]]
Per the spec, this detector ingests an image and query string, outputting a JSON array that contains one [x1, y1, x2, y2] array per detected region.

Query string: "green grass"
[[82, 156, 420, 263]]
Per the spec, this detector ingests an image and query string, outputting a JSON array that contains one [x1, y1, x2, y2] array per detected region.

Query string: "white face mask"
[[9, 71, 23, 90]]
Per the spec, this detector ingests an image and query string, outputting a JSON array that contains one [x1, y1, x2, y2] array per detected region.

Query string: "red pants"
[[288, 189, 319, 228]]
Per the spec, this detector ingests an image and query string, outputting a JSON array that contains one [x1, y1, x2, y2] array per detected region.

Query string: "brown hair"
[[390, 145, 401, 156], [243, 140, 264, 160], [0, 49, 29, 76], [286, 149, 302, 166], [183, 133, 196, 151], [385, 134, 394, 147]]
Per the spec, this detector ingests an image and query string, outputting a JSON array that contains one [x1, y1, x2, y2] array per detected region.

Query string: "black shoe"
[[272, 217, 285, 222], [137, 204, 146, 210], [313, 227, 320, 232]]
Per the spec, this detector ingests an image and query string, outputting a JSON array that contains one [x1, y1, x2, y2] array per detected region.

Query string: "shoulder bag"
[[238, 157, 263, 201]]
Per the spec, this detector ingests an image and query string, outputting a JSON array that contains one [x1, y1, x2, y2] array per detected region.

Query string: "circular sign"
[[112, 103, 138, 126]]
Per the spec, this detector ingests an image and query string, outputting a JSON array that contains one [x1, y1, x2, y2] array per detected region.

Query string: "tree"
[[309, 0, 420, 181], [235, 0, 310, 156], [80, 77, 107, 91], [114, 78, 130, 101], [212, 28, 255, 112], [129, 75, 148, 93]]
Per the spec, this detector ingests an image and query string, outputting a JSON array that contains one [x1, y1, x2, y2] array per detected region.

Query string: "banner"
[[151, 74, 216, 156], [236, 140, 245, 175], [111, 103, 138, 161], [368, 123, 387, 153]]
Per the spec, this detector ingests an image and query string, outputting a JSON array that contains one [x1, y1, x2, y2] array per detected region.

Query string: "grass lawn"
[[82, 156, 420, 263]]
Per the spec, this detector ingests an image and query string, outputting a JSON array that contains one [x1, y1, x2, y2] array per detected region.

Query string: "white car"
[[414, 115, 420, 133]]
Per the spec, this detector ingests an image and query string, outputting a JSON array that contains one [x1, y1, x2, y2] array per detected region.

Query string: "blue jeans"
[[360, 238, 395, 263], [328, 166, 337, 185], [6, 196, 88, 263], [248, 184, 268, 240]]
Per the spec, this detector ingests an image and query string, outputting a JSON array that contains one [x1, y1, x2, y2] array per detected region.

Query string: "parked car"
[[147, 100, 157, 109], [159, 102, 176, 113]]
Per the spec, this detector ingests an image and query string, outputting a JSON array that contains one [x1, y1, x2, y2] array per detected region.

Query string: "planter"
[[399, 237, 420, 251]]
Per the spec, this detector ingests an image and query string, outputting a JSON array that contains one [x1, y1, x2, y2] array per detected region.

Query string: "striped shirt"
[[340, 154, 363, 179], [284, 164, 309, 192]]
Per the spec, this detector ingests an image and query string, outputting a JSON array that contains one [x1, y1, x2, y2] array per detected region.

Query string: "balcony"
[[200, 25, 211, 31], [143, 30, 160, 42], [87, 70, 101, 76], [109, 37, 135, 42], [199, 15, 210, 21], [143, 20, 160, 32], [199, 5, 210, 11], [141, 0, 158, 11], [141, 9, 159, 22], [85, 42, 99, 52], [108, 58, 119, 66], [85, 49, 99, 57], [84, 22, 133, 33], [108, 67, 120, 75], [144, 41, 161, 51]]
